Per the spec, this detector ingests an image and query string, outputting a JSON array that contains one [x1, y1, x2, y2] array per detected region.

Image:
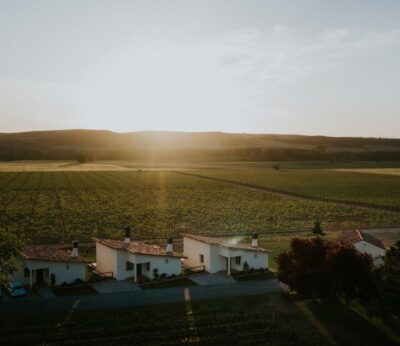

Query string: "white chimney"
[[71, 240, 79, 257], [251, 233, 258, 247], [124, 225, 131, 243], [166, 237, 173, 254]]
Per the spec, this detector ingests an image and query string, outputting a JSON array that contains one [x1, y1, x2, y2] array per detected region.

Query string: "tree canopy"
[[277, 237, 374, 303], [0, 228, 24, 284]]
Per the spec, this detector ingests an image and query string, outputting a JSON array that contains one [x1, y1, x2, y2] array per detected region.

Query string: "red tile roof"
[[337, 229, 386, 250], [22, 245, 87, 263], [183, 234, 269, 253], [94, 238, 185, 258]]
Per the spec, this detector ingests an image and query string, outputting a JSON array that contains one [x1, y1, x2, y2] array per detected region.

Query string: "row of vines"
[[0, 171, 399, 243]]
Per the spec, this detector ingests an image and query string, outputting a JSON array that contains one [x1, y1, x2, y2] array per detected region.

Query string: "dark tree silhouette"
[[277, 237, 329, 298], [326, 244, 374, 306]]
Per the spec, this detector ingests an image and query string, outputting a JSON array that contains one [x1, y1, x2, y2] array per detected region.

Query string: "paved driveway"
[[189, 273, 236, 286], [34, 283, 56, 298], [0, 279, 282, 317], [91, 280, 142, 294]]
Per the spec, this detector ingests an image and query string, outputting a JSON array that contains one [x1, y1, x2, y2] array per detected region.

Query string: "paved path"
[[34, 283, 56, 298], [189, 273, 236, 286], [0, 279, 282, 317], [91, 279, 142, 294]]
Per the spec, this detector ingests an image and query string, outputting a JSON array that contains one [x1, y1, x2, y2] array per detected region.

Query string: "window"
[[254, 254, 258, 259], [126, 261, 134, 271], [146, 263, 151, 271], [235, 256, 241, 265], [165, 259, 169, 264], [66, 265, 70, 270], [24, 267, 30, 278], [199, 254, 204, 263]]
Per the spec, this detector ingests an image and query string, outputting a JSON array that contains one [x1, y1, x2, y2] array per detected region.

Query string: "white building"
[[183, 233, 269, 275], [337, 229, 386, 265], [14, 240, 87, 287], [94, 227, 184, 281]]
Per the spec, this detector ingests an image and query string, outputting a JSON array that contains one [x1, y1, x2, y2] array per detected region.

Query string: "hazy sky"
[[1, 0, 399, 137]]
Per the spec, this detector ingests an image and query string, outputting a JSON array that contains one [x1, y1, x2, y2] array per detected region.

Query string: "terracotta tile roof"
[[337, 229, 386, 250], [22, 245, 87, 263], [94, 238, 185, 258], [183, 234, 269, 253]]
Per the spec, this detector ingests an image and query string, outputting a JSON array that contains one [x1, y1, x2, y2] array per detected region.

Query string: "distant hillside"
[[0, 130, 399, 161]]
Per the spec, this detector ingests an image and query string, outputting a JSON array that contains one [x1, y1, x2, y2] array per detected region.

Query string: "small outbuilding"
[[337, 229, 386, 265], [94, 226, 184, 281], [13, 240, 87, 287], [183, 233, 269, 275]]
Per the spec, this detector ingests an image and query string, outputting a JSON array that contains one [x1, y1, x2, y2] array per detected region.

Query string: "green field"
[[195, 167, 400, 210], [1, 169, 400, 243]]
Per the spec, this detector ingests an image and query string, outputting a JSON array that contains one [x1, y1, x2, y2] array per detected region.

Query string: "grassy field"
[[1, 170, 400, 243], [1, 293, 397, 345]]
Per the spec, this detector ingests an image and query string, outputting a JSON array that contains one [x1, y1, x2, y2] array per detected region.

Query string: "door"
[[136, 263, 142, 277], [36, 269, 44, 283]]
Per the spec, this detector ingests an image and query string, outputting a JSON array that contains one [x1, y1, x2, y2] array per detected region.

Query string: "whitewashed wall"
[[354, 241, 385, 265], [183, 237, 211, 271], [14, 259, 86, 286]]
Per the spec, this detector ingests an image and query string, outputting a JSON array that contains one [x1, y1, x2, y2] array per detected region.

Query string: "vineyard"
[[194, 168, 400, 210], [0, 294, 326, 345], [1, 170, 400, 243]]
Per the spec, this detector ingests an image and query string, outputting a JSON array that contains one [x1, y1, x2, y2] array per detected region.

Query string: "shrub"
[[50, 273, 56, 287], [153, 268, 159, 280]]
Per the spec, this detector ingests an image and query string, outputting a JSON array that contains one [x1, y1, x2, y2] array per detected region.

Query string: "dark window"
[[165, 259, 169, 264], [235, 256, 241, 265], [126, 261, 134, 271], [199, 254, 204, 263], [146, 263, 151, 271], [24, 268, 29, 277], [66, 265, 70, 270], [254, 254, 258, 259]]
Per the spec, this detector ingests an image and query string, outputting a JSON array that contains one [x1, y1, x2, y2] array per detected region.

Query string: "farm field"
[[333, 168, 400, 176], [1, 170, 400, 243], [194, 167, 400, 210], [1, 293, 396, 346]]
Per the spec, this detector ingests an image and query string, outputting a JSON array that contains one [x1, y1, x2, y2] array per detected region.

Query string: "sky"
[[0, 0, 399, 137]]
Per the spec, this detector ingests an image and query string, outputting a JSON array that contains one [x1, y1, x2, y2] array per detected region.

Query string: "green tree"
[[0, 228, 24, 285], [312, 220, 324, 235], [373, 240, 400, 317]]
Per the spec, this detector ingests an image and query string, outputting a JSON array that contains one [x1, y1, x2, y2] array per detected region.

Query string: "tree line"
[[1, 146, 400, 162]]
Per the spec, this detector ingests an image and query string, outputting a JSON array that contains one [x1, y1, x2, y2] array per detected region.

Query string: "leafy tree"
[[326, 244, 374, 306], [277, 237, 374, 305], [372, 240, 400, 317], [0, 228, 24, 285], [277, 237, 329, 298], [312, 220, 324, 235]]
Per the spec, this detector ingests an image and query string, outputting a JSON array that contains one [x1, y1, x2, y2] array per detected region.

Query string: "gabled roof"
[[183, 234, 269, 253], [94, 238, 185, 258], [22, 245, 87, 263], [337, 229, 386, 250]]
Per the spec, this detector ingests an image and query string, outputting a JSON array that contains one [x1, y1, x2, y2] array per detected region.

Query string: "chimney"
[[71, 240, 79, 257], [251, 233, 258, 247], [166, 237, 173, 254], [124, 225, 131, 243]]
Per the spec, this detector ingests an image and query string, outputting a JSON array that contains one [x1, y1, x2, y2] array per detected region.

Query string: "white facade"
[[13, 259, 86, 287], [183, 236, 269, 274], [95, 241, 182, 281], [354, 240, 385, 265]]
